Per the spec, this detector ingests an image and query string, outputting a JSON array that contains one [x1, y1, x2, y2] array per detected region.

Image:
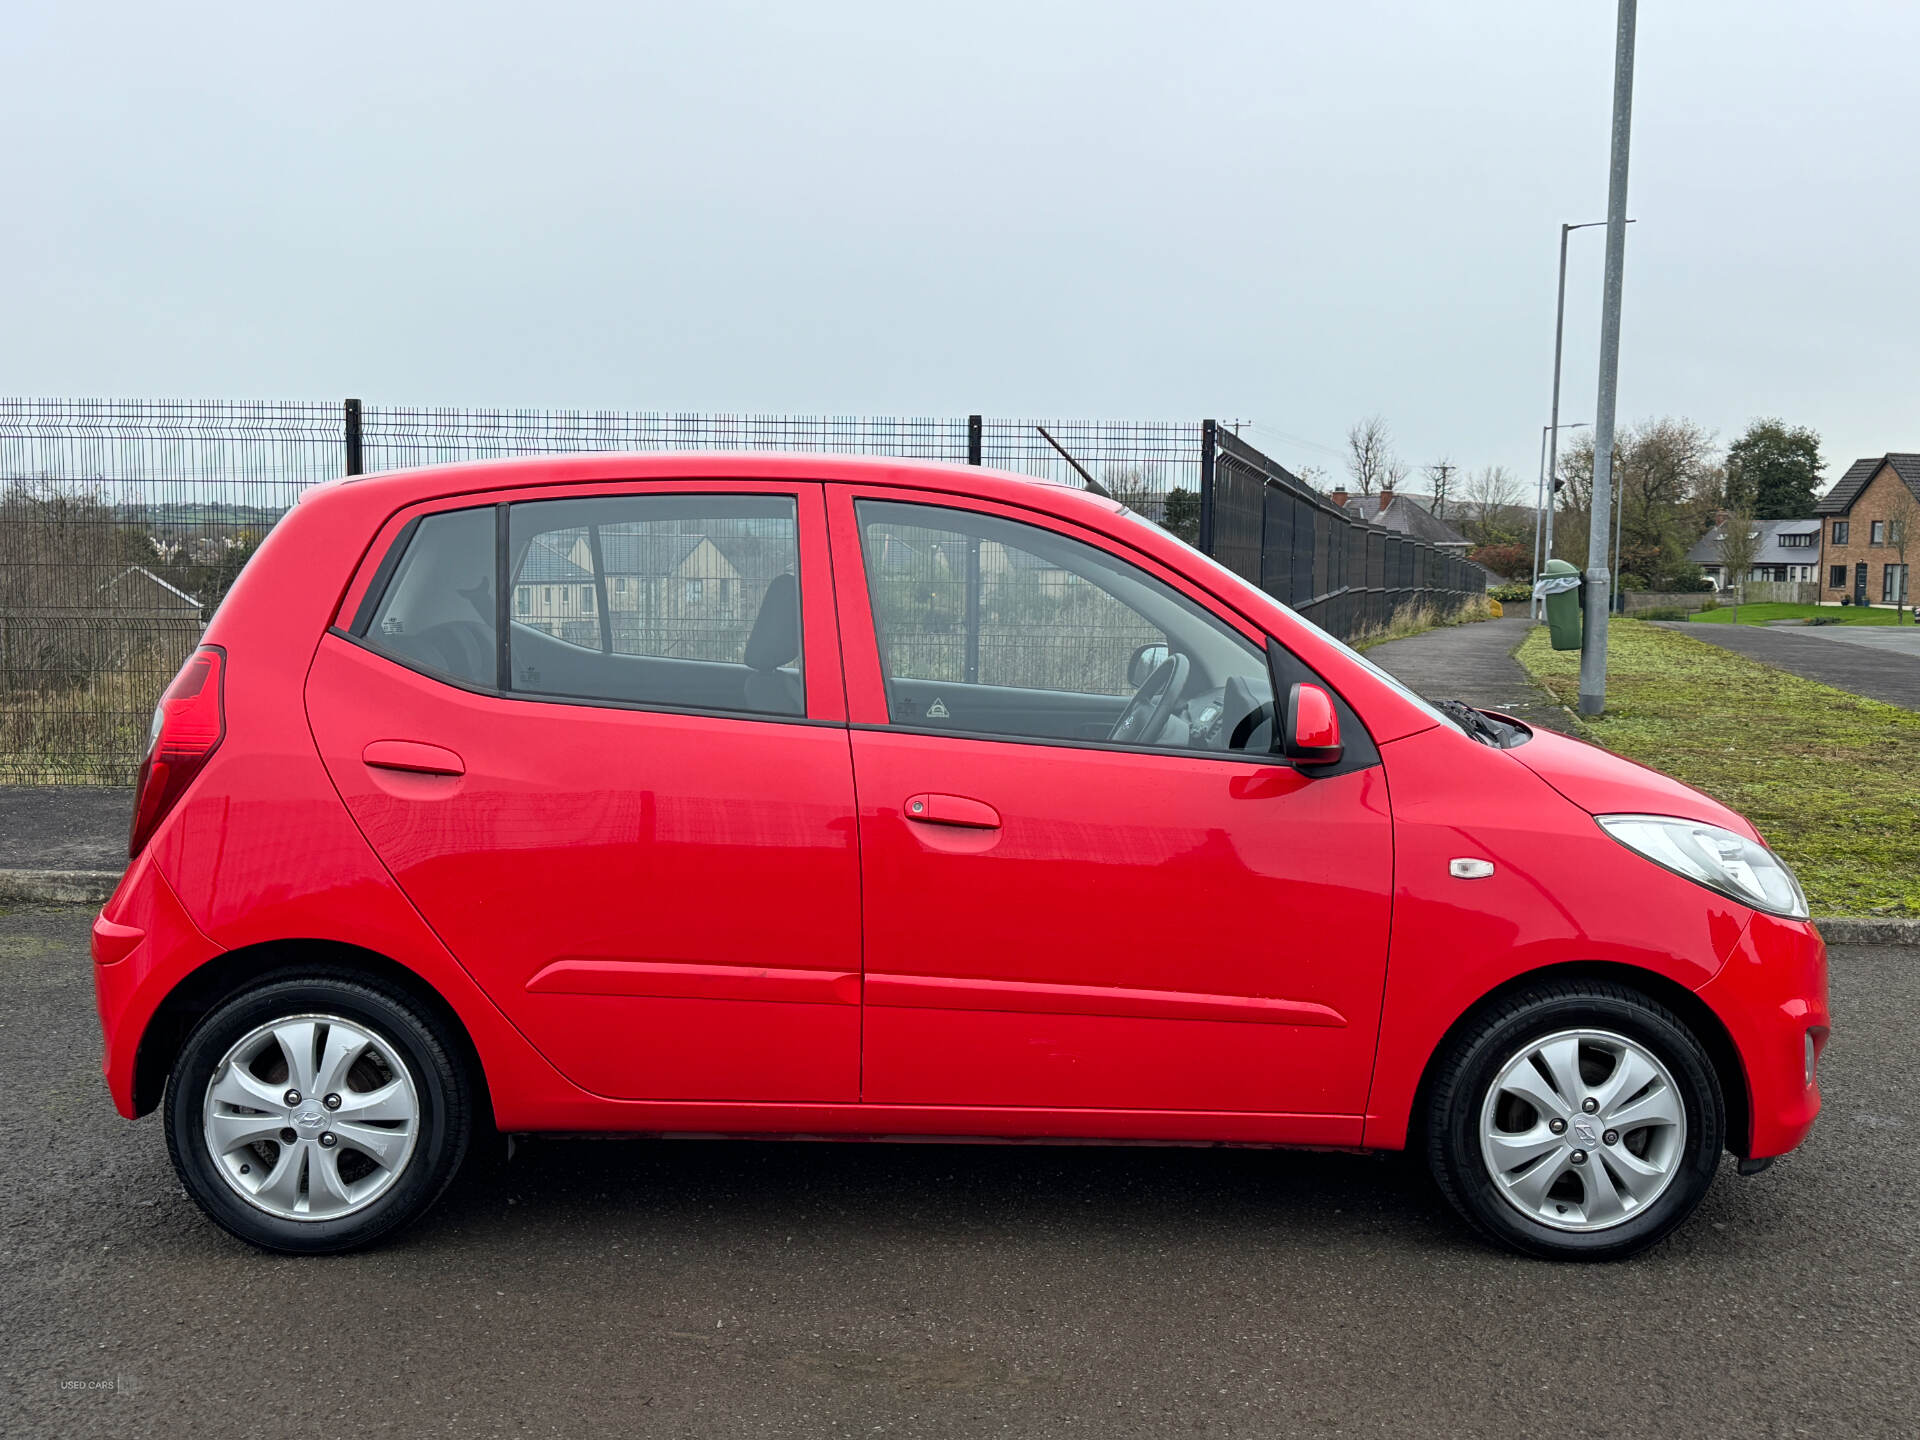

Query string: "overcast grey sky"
[[5, 0, 1914, 488]]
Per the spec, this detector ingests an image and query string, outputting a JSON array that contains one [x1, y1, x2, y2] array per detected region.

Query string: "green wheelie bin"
[[1537, 559, 1584, 651]]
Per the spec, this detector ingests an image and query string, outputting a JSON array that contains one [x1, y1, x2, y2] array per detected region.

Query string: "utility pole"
[[1427, 459, 1455, 520], [1579, 0, 1637, 714]]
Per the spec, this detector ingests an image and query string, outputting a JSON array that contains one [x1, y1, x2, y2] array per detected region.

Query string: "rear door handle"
[[362, 740, 466, 776], [904, 793, 1001, 829]]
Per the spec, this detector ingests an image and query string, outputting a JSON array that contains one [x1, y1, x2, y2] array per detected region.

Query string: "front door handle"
[[904, 793, 1001, 829], [363, 740, 465, 776]]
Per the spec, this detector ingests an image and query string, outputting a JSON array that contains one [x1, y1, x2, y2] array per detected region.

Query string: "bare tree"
[[1345, 415, 1406, 496], [1296, 463, 1331, 492], [1887, 485, 1917, 622], [1460, 465, 1524, 540], [1716, 508, 1761, 624]]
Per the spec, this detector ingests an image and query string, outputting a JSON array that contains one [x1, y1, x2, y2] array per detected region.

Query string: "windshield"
[[1110, 507, 1472, 737]]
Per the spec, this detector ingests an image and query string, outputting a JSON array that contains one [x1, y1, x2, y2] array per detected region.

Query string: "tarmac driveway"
[[4, 903, 1916, 1439]]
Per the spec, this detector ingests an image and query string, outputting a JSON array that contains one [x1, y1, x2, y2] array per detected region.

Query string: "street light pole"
[[1579, 0, 1638, 715], [1539, 219, 1634, 600]]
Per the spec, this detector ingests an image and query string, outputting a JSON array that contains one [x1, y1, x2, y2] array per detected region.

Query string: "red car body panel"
[[91, 453, 1828, 1164]]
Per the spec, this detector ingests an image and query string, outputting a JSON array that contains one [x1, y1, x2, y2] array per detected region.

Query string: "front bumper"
[[1696, 911, 1830, 1159]]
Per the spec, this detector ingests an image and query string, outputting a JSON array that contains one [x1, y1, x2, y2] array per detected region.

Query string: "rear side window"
[[358, 507, 497, 690], [506, 494, 803, 715]]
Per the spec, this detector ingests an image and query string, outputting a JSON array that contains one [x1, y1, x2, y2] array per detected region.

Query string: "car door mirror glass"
[[1127, 643, 1170, 689]]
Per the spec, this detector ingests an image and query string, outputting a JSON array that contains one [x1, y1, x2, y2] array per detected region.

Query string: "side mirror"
[[1127, 642, 1171, 688], [1283, 682, 1343, 766]]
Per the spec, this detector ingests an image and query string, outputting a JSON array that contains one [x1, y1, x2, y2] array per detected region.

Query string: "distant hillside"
[[119, 502, 286, 529]]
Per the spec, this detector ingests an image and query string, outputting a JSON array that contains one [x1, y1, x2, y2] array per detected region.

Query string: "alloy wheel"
[[1478, 1026, 1687, 1232], [201, 1013, 421, 1221]]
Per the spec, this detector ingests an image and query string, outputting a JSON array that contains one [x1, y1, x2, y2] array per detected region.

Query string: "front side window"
[[508, 494, 803, 715], [856, 500, 1275, 756], [358, 507, 497, 689]]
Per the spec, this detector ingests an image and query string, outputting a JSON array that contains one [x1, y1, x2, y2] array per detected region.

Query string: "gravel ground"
[[2, 904, 1913, 1438]]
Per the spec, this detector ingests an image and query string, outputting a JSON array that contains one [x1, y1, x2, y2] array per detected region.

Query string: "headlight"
[[1597, 814, 1809, 919]]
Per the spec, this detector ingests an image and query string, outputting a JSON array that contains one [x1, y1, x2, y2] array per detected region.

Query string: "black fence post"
[[344, 398, 364, 476], [1198, 419, 1217, 556], [965, 414, 983, 682]]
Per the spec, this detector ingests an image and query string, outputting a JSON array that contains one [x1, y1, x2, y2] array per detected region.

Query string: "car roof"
[[315, 450, 1127, 528]]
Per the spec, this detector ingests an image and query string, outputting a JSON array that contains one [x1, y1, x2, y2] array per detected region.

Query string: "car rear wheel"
[[164, 973, 471, 1254], [1425, 980, 1725, 1260]]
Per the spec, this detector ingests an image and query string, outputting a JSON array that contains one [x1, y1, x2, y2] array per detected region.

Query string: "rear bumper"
[[1697, 912, 1829, 1159], [91, 851, 223, 1118]]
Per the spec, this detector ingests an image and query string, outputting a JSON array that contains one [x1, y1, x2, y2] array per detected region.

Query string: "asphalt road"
[[4, 904, 1915, 1439]]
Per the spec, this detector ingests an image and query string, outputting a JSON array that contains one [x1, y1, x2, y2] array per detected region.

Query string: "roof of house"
[[1338, 494, 1473, 548], [97, 565, 202, 611], [1815, 454, 1920, 514], [1686, 517, 1823, 566], [516, 536, 595, 584]]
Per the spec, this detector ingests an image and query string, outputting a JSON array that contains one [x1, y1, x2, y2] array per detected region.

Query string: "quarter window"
[[856, 500, 1276, 756], [357, 507, 497, 690]]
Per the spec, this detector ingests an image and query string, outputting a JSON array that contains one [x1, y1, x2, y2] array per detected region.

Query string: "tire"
[[164, 971, 472, 1254], [1425, 980, 1725, 1261]]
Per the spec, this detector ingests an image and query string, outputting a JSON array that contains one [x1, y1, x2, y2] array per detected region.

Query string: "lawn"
[[1689, 601, 1905, 626], [1517, 619, 1920, 918]]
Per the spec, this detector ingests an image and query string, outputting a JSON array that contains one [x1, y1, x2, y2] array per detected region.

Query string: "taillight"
[[129, 645, 226, 859]]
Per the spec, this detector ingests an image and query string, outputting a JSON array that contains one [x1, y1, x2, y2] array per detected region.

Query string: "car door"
[[828, 488, 1393, 1139], [305, 480, 863, 1103]]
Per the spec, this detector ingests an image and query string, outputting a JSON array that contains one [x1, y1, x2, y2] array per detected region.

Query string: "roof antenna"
[[1035, 425, 1115, 501]]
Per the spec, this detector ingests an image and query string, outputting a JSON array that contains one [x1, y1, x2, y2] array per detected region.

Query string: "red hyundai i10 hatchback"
[[92, 454, 1828, 1260]]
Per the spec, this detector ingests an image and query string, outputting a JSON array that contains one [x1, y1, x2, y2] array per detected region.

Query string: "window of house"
[[1871, 521, 1886, 545], [1886, 565, 1910, 606], [355, 507, 498, 690], [856, 500, 1276, 756], [506, 494, 802, 716], [1780, 532, 1813, 548], [1830, 565, 1848, 589], [1833, 521, 1849, 545]]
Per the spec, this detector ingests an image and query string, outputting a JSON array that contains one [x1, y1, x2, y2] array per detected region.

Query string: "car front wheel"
[[1426, 980, 1725, 1260], [164, 972, 472, 1254]]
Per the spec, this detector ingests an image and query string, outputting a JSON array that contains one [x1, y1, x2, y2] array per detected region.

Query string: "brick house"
[[1816, 454, 1918, 608]]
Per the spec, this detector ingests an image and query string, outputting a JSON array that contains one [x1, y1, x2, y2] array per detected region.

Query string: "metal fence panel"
[[0, 401, 1482, 783]]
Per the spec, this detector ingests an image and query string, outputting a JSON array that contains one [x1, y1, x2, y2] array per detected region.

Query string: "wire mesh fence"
[[0, 399, 342, 782], [0, 399, 1481, 783]]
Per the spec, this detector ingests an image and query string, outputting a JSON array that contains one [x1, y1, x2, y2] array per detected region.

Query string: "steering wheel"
[[1108, 652, 1190, 747]]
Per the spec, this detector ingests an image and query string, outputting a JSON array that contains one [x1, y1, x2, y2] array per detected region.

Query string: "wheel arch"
[[1405, 960, 1753, 1158], [132, 938, 496, 1127]]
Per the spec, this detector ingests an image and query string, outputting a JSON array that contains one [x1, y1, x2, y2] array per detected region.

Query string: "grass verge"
[[1352, 594, 1495, 652], [1689, 601, 1905, 626], [1517, 619, 1920, 917]]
